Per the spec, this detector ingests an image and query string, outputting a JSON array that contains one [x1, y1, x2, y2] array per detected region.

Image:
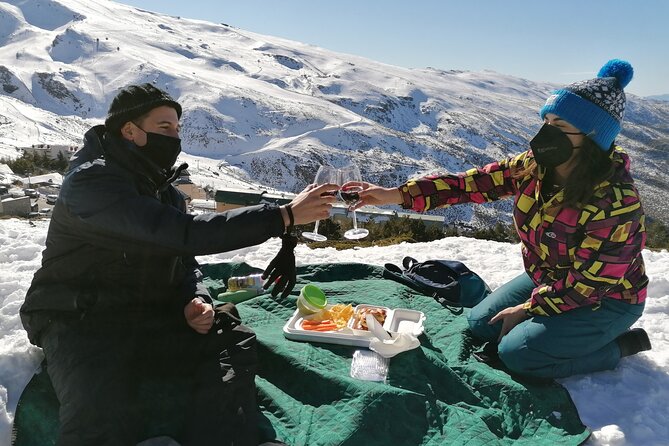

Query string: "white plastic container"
[[350, 349, 389, 382], [283, 304, 426, 347], [385, 309, 425, 337]]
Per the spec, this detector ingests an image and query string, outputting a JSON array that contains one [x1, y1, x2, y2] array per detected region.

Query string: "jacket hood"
[[67, 125, 106, 174], [68, 125, 169, 188], [566, 146, 635, 186], [608, 147, 635, 186]]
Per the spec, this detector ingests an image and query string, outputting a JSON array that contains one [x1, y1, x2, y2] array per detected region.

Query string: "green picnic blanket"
[[12, 262, 590, 446], [201, 262, 590, 446]]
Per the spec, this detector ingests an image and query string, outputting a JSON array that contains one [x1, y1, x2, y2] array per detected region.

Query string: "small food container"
[[385, 309, 426, 337], [297, 285, 328, 314]]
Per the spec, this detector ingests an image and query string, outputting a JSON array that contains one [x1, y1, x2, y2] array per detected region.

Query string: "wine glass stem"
[[351, 211, 358, 230], [313, 220, 320, 234]]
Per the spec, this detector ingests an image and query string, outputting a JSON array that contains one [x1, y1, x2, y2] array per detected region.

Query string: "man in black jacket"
[[21, 84, 336, 446]]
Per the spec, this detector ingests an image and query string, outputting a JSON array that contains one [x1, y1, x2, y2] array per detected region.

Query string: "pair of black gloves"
[[262, 233, 298, 298]]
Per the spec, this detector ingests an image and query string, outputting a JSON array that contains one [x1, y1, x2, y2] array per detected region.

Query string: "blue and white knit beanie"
[[539, 59, 634, 151]]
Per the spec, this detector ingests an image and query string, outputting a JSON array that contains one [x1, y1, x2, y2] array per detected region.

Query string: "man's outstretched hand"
[[262, 233, 298, 298]]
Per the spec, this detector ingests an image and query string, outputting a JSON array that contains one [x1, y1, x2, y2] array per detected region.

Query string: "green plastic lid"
[[301, 284, 327, 308]]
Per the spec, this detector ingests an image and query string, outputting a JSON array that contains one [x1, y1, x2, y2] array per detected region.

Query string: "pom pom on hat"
[[597, 59, 634, 88], [539, 59, 633, 151]]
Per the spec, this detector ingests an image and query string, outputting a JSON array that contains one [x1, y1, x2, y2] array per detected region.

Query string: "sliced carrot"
[[302, 323, 336, 329], [302, 323, 338, 331], [311, 325, 338, 332]]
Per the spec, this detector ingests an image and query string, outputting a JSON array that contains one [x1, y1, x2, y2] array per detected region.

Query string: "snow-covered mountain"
[[647, 94, 669, 102], [1, 0, 668, 225]]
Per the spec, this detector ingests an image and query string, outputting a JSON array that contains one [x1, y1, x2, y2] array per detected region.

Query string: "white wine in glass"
[[338, 164, 369, 240], [301, 165, 338, 242]]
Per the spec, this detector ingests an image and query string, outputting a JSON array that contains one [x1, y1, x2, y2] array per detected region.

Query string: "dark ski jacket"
[[21, 125, 285, 345]]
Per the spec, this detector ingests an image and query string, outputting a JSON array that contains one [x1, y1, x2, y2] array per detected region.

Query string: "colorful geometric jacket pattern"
[[399, 148, 647, 316]]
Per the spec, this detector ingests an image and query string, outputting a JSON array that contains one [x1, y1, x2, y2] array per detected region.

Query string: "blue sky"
[[118, 0, 668, 97]]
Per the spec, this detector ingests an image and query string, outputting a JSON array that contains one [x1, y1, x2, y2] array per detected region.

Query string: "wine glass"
[[338, 164, 369, 240], [302, 165, 338, 242]]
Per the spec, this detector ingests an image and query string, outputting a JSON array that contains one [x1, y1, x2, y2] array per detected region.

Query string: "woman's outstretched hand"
[[341, 181, 403, 210]]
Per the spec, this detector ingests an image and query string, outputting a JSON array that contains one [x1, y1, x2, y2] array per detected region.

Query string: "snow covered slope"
[[1, 0, 668, 224]]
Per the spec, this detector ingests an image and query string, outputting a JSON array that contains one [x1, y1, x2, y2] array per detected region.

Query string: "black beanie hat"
[[105, 83, 182, 134]]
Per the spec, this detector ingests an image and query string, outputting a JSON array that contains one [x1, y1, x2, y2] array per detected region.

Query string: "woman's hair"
[[513, 137, 615, 209]]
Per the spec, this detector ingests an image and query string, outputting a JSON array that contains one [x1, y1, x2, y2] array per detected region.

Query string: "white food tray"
[[282, 304, 425, 347]]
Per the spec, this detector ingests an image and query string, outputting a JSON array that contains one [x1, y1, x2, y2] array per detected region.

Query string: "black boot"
[[616, 328, 651, 357]]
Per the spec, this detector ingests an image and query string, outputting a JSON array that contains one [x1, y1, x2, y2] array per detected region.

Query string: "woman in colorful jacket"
[[351, 59, 651, 379]]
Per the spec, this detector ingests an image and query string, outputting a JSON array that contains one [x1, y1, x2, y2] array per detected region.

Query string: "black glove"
[[262, 233, 298, 298]]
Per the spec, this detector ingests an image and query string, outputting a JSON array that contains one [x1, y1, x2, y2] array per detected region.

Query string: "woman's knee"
[[497, 332, 552, 378], [497, 341, 530, 375], [467, 307, 498, 342], [495, 324, 534, 373]]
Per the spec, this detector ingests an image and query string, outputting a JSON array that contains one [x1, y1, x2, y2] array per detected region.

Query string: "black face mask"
[[530, 124, 582, 168], [135, 126, 182, 171]]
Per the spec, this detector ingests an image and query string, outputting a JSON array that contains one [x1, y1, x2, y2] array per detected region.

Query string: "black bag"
[[383, 257, 491, 313]]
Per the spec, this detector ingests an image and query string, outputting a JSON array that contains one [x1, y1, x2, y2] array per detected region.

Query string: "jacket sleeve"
[[179, 256, 213, 306], [61, 164, 285, 256], [167, 187, 214, 306], [399, 151, 530, 212], [524, 183, 646, 316]]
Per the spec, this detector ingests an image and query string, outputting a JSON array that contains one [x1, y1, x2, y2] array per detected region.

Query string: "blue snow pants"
[[467, 273, 645, 378]]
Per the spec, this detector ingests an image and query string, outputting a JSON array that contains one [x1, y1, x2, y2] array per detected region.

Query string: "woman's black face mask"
[[134, 125, 181, 171], [530, 124, 582, 168]]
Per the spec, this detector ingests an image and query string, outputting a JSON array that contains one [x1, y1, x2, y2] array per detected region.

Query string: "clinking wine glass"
[[338, 164, 369, 240], [301, 165, 338, 242]]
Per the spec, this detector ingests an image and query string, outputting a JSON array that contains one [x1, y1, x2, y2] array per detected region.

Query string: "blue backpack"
[[383, 257, 491, 313]]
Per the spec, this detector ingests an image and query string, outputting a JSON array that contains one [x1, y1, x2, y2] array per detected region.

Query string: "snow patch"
[[6, 0, 83, 31], [49, 27, 110, 63], [0, 3, 24, 45]]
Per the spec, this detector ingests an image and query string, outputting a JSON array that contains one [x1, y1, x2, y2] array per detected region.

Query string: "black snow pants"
[[40, 304, 260, 446]]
